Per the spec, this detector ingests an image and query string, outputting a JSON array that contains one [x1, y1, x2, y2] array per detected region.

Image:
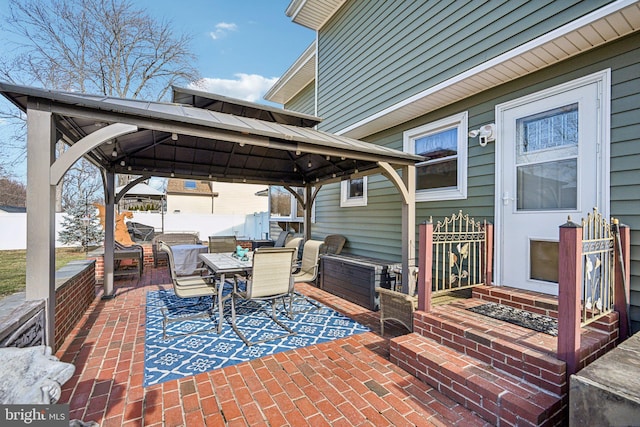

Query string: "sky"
[[135, 0, 314, 102], [0, 0, 316, 180]]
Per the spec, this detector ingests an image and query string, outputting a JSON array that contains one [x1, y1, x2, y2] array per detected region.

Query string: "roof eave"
[[285, 0, 346, 30], [264, 41, 316, 105], [338, 0, 640, 139]]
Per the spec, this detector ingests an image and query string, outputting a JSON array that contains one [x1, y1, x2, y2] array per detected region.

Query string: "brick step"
[[414, 302, 567, 395], [423, 296, 619, 376], [391, 333, 565, 426]]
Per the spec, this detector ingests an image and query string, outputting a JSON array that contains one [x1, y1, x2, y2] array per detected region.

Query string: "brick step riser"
[[414, 311, 567, 396], [472, 286, 559, 318], [391, 334, 565, 426], [415, 302, 619, 388]]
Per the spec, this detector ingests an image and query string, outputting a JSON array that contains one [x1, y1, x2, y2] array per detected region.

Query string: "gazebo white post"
[[378, 162, 416, 294], [103, 170, 116, 299], [25, 103, 57, 346], [401, 164, 416, 294]]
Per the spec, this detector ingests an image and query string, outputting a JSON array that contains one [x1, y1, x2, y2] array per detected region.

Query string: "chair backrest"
[[323, 234, 346, 255], [208, 235, 237, 253], [274, 230, 293, 247], [285, 237, 303, 262], [247, 247, 296, 299], [299, 240, 324, 276], [160, 242, 178, 282]]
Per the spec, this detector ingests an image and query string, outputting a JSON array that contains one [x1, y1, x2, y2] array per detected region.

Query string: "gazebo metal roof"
[[0, 82, 422, 187]]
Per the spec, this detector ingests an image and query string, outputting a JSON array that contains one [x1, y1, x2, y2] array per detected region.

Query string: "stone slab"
[[569, 331, 640, 426]]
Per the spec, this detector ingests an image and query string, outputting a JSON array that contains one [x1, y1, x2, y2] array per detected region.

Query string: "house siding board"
[[316, 0, 612, 134], [286, 82, 315, 116], [308, 31, 640, 331]]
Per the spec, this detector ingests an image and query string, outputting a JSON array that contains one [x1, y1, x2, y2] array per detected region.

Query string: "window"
[[269, 186, 313, 221], [404, 112, 468, 201], [340, 177, 368, 207], [184, 180, 197, 190]]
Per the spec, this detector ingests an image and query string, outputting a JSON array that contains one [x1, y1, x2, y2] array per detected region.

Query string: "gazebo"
[[0, 82, 423, 345]]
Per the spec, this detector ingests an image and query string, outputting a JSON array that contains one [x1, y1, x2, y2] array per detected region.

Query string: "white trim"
[[494, 69, 611, 288], [403, 111, 468, 202], [264, 41, 316, 105], [340, 177, 368, 207], [337, 0, 637, 139]]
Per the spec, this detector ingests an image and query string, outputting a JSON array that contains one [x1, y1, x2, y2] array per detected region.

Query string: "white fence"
[[0, 211, 270, 250]]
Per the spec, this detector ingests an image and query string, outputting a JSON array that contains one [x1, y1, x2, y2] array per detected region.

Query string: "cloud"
[[209, 22, 238, 40], [190, 74, 278, 103]]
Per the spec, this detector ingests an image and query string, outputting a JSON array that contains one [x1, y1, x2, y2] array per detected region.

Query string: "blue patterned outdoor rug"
[[144, 288, 370, 386]]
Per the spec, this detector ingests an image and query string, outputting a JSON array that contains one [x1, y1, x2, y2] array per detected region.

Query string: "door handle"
[[502, 192, 514, 206]]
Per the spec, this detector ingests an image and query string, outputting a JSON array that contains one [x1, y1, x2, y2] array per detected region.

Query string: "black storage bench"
[[319, 254, 397, 310]]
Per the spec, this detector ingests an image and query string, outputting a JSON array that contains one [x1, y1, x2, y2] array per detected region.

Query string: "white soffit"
[[286, 0, 347, 30], [339, 0, 640, 139], [264, 41, 316, 105]]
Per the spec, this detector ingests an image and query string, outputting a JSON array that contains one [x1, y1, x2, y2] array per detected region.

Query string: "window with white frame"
[[269, 186, 314, 222], [404, 111, 468, 201], [340, 177, 367, 207]]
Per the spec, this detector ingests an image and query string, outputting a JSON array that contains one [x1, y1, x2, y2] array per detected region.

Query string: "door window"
[[515, 104, 578, 211]]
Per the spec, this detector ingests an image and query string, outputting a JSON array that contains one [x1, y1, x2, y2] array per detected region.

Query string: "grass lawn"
[[0, 248, 89, 297]]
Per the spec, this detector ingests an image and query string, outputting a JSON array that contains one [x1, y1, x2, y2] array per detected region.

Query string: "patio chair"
[[160, 243, 219, 339], [293, 239, 324, 284], [285, 237, 303, 269], [273, 230, 293, 247], [208, 235, 238, 253], [230, 247, 297, 346], [322, 234, 346, 255], [290, 239, 325, 314], [152, 232, 200, 267]]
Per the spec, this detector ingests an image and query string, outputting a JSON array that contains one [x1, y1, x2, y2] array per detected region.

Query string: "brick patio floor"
[[55, 266, 488, 426]]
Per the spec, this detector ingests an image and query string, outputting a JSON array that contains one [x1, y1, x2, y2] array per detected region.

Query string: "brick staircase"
[[390, 285, 619, 426]]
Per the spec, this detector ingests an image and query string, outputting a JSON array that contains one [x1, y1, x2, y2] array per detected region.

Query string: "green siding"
[[308, 32, 640, 332], [316, 0, 613, 134], [286, 82, 315, 116]]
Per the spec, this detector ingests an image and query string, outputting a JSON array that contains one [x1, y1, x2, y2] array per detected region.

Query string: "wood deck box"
[[319, 254, 397, 311]]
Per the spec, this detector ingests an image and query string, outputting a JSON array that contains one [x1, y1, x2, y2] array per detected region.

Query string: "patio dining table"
[[199, 252, 253, 332]]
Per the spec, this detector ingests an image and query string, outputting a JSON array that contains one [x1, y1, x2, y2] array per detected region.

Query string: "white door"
[[496, 73, 608, 295]]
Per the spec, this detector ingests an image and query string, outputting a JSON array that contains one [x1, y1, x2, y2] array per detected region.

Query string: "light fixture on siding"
[[468, 123, 496, 147], [171, 133, 178, 141], [111, 148, 118, 157]]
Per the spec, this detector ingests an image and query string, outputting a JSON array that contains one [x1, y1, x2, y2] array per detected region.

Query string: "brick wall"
[[54, 260, 97, 351]]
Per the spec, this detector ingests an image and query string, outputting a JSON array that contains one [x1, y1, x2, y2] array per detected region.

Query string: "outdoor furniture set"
[[159, 232, 329, 346]]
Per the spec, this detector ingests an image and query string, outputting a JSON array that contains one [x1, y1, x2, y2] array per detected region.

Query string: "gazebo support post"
[[103, 171, 116, 299], [25, 104, 57, 346], [378, 162, 416, 294]]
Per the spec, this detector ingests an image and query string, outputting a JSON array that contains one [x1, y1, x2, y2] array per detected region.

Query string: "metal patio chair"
[[160, 243, 219, 339], [230, 247, 297, 346], [208, 235, 238, 253]]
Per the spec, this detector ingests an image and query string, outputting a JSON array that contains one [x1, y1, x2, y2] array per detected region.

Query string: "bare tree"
[[0, 164, 27, 207], [0, 0, 200, 207]]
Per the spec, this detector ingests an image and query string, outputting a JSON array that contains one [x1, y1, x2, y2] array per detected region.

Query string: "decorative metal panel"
[[580, 207, 615, 326], [432, 210, 487, 295]]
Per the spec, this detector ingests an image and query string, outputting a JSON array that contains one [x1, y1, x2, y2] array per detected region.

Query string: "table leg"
[[217, 273, 226, 333]]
